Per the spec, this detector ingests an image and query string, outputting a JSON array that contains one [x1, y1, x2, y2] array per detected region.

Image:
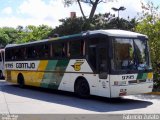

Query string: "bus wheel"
[[17, 74, 25, 88], [74, 78, 90, 98]]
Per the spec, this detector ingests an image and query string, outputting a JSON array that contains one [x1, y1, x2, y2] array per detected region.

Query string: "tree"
[[16, 25, 53, 43], [54, 17, 84, 36], [136, 2, 160, 68], [53, 13, 136, 36], [135, 1, 160, 90], [0, 27, 19, 48], [0, 25, 53, 47], [63, 0, 114, 21]]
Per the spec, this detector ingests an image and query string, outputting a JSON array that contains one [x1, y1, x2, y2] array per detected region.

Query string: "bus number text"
[[122, 75, 134, 80], [5, 63, 13, 68]]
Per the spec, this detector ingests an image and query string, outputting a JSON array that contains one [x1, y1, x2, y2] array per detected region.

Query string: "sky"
[[0, 0, 159, 28]]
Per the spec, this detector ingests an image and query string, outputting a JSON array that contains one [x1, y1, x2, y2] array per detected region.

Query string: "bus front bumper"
[[110, 82, 153, 98]]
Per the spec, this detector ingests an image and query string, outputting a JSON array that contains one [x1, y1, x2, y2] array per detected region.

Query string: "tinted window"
[[69, 40, 84, 58], [5, 47, 26, 61], [87, 37, 107, 72], [52, 42, 67, 58], [26, 44, 50, 59]]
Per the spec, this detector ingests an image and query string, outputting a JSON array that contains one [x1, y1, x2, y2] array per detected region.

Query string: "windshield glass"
[[112, 38, 151, 71]]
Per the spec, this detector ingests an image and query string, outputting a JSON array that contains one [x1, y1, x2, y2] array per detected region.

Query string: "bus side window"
[[44, 44, 50, 58], [38, 44, 50, 59], [27, 46, 36, 59], [69, 40, 84, 58], [17, 47, 26, 60], [52, 42, 67, 59], [5, 49, 12, 61]]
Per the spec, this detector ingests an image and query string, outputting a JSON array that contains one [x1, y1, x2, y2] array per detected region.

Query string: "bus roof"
[[5, 29, 147, 48], [86, 29, 147, 38]]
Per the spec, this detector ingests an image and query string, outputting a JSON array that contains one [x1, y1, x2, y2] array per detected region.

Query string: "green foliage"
[[16, 25, 52, 43], [0, 25, 53, 47], [54, 17, 84, 36], [0, 27, 19, 48], [54, 13, 136, 36], [135, 1, 160, 90]]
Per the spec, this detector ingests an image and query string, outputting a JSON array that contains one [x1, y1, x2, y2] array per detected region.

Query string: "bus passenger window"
[[27, 46, 37, 59], [43, 44, 50, 58], [69, 40, 83, 58], [52, 42, 67, 58]]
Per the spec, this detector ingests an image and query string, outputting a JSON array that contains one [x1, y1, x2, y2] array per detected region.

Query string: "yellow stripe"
[[34, 60, 48, 86], [6, 60, 49, 87]]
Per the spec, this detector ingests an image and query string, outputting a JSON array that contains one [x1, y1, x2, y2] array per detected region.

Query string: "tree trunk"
[[89, 0, 99, 21], [77, 0, 87, 20]]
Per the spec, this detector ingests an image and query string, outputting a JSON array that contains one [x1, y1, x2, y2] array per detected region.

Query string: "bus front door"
[[97, 45, 110, 97]]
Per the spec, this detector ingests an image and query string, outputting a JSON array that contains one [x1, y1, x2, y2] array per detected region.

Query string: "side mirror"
[[99, 72, 108, 79]]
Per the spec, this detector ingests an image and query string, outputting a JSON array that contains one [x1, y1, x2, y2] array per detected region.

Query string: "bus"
[[5, 29, 153, 98], [0, 49, 5, 79]]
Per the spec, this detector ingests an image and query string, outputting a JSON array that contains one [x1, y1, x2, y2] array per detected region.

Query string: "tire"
[[17, 74, 25, 88], [74, 78, 90, 98]]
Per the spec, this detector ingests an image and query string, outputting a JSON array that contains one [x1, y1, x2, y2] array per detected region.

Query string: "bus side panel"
[[39, 60, 70, 89], [58, 59, 94, 92], [5, 60, 48, 86], [58, 59, 111, 98], [6, 59, 110, 98]]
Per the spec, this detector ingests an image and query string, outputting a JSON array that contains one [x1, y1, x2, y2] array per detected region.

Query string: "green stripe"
[[137, 73, 147, 80], [41, 60, 58, 88], [41, 60, 69, 89]]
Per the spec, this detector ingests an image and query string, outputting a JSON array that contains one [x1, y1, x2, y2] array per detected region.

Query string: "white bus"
[[0, 49, 5, 79], [5, 29, 153, 98]]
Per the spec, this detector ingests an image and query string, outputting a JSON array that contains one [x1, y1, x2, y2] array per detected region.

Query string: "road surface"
[[0, 80, 160, 114]]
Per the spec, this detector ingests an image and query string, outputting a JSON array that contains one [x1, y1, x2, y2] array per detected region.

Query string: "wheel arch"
[[17, 73, 25, 84], [74, 76, 90, 93]]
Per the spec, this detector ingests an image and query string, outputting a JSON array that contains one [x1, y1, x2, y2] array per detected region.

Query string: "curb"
[[146, 92, 160, 95]]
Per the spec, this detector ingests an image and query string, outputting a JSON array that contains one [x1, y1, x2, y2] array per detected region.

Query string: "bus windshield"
[[112, 37, 151, 71]]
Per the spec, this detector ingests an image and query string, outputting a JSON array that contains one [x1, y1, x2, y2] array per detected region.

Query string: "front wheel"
[[17, 74, 25, 88], [74, 79, 90, 98]]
